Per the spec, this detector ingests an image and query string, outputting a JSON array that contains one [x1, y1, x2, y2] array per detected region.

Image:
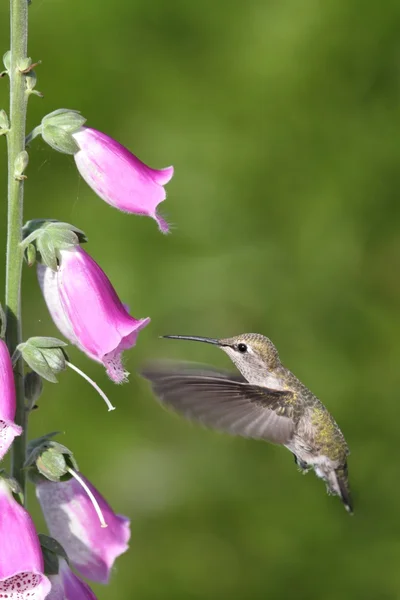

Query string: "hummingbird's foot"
[[292, 453, 310, 473]]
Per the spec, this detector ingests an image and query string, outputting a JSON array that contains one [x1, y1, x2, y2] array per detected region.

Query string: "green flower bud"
[[0, 110, 9, 134], [2, 50, 11, 71], [24, 371, 43, 409], [18, 57, 32, 72], [14, 150, 29, 180]]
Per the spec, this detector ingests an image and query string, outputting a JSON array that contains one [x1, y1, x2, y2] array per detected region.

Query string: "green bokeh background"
[[1, 0, 400, 598]]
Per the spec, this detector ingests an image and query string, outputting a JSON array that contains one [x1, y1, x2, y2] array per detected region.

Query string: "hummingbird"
[[141, 333, 353, 514]]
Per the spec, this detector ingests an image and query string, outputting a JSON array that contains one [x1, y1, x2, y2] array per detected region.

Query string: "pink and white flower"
[[47, 558, 97, 600], [37, 246, 150, 383], [36, 474, 130, 584], [0, 479, 51, 599], [73, 127, 174, 233], [0, 339, 22, 460]]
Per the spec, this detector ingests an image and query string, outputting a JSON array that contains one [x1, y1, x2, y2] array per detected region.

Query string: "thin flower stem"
[[6, 0, 29, 500], [66, 361, 116, 411], [67, 468, 108, 528], [25, 124, 42, 146]]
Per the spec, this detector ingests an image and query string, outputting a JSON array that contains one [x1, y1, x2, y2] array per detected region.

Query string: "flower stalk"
[[6, 0, 29, 498]]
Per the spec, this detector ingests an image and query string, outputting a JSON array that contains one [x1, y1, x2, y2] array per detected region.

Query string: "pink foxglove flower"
[[0, 479, 51, 599], [37, 246, 150, 383], [0, 339, 22, 460], [73, 127, 174, 233], [47, 558, 97, 600], [36, 474, 130, 584]]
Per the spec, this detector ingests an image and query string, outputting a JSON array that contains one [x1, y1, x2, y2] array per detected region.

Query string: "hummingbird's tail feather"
[[323, 464, 353, 514], [335, 465, 353, 515]]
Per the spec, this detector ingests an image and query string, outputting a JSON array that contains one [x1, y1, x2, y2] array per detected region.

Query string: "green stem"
[[6, 0, 29, 500]]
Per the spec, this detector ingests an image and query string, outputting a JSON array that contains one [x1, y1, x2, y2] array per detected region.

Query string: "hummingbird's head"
[[218, 333, 281, 379], [162, 333, 281, 383]]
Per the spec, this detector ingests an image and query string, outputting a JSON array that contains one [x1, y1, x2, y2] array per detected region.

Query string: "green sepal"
[[42, 108, 86, 133], [0, 110, 9, 134], [25, 435, 78, 483], [24, 371, 43, 410], [0, 470, 24, 505], [21, 219, 87, 270], [42, 124, 79, 154], [0, 303, 6, 338], [39, 534, 69, 575], [41, 109, 86, 155], [18, 57, 32, 72], [17, 337, 68, 383], [25, 243, 37, 267], [0, 470, 23, 496], [26, 71, 41, 94], [14, 150, 29, 179], [2, 51, 11, 71], [23, 219, 87, 244]]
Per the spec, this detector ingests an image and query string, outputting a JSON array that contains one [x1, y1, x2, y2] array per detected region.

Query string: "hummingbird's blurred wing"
[[141, 362, 296, 444]]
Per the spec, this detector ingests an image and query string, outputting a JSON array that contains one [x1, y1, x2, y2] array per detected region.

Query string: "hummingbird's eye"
[[237, 343, 248, 353]]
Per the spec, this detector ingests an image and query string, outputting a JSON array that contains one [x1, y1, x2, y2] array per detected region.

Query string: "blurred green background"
[[1, 0, 400, 598]]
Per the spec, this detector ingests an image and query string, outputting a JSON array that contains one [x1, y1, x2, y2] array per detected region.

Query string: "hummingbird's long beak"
[[162, 335, 221, 346]]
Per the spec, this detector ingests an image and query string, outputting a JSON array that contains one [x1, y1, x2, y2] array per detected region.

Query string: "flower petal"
[[73, 127, 173, 232], [0, 419, 22, 461], [0, 341, 22, 460], [47, 559, 97, 600], [36, 475, 130, 584], [0, 480, 51, 599], [38, 247, 150, 383]]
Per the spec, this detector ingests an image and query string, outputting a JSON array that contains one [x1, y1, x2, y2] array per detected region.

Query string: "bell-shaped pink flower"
[[47, 558, 97, 600], [0, 479, 51, 599], [73, 127, 174, 233], [36, 474, 130, 584], [37, 246, 150, 383], [0, 339, 22, 460]]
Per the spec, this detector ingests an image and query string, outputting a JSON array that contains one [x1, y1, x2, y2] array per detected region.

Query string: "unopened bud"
[[2, 51, 11, 71], [14, 150, 29, 180], [24, 371, 43, 409], [0, 110, 9, 134], [25, 70, 37, 92], [18, 57, 32, 72]]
